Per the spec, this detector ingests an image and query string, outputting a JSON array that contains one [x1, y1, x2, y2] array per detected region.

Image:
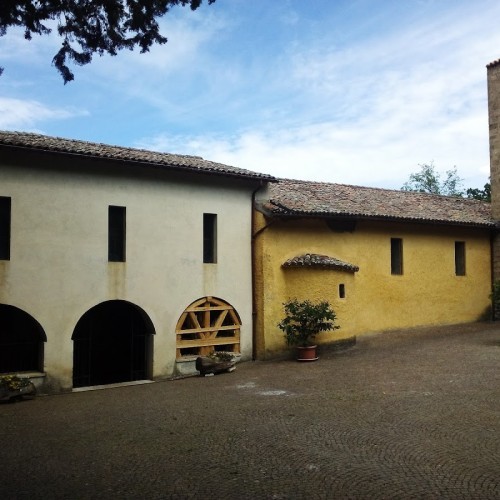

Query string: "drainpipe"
[[251, 183, 262, 361], [491, 229, 496, 320], [251, 182, 277, 360]]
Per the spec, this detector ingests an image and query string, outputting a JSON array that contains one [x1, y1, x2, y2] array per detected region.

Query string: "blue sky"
[[1, 0, 500, 190]]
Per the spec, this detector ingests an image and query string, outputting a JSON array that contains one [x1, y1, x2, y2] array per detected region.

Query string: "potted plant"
[[0, 375, 36, 402], [195, 351, 240, 376], [277, 299, 339, 361]]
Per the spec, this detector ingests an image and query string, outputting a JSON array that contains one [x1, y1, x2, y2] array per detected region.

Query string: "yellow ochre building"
[[253, 179, 493, 358]]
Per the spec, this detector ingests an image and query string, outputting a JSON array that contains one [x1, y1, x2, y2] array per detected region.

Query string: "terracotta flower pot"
[[296, 345, 318, 361]]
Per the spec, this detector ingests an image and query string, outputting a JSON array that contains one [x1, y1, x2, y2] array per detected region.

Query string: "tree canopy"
[[0, 0, 216, 83], [465, 183, 491, 202], [401, 162, 491, 201], [401, 162, 464, 197]]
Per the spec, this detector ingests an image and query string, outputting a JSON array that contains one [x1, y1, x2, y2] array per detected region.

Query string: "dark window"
[[339, 284, 346, 299], [0, 304, 45, 373], [455, 241, 466, 276], [203, 213, 217, 263], [0, 197, 11, 260], [108, 206, 126, 262], [391, 238, 403, 275]]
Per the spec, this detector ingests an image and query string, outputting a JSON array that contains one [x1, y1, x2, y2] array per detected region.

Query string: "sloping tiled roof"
[[0, 131, 274, 182], [263, 178, 494, 228], [283, 253, 359, 272]]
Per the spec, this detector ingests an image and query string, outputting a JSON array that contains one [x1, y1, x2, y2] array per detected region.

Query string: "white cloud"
[[1, 0, 498, 191], [137, 2, 499, 190], [0, 98, 87, 129]]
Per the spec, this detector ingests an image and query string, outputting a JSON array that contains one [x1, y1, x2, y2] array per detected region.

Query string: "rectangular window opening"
[[203, 213, 217, 263], [339, 284, 346, 299], [391, 238, 403, 275], [0, 197, 11, 261], [108, 206, 126, 262], [455, 241, 466, 276]]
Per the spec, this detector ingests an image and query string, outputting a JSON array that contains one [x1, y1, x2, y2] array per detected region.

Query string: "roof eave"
[[0, 142, 275, 183], [265, 208, 495, 229]]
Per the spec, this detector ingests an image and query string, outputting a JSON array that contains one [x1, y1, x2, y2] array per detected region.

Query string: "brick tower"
[[488, 59, 500, 315]]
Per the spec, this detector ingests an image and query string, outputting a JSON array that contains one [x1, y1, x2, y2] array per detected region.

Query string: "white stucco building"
[[0, 131, 272, 393]]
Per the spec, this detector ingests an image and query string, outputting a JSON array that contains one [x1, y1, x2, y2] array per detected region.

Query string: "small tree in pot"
[[277, 299, 339, 361]]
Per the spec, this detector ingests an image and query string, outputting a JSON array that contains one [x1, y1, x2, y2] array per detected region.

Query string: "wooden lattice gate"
[[176, 297, 241, 358]]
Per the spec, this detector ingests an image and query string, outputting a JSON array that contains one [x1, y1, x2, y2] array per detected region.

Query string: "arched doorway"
[[72, 300, 155, 388], [175, 296, 241, 359], [0, 304, 46, 373]]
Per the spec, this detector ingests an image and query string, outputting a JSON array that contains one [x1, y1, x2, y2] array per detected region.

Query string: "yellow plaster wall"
[[253, 212, 492, 358]]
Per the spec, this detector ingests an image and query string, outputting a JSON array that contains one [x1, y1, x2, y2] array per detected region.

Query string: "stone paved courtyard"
[[1, 322, 499, 499]]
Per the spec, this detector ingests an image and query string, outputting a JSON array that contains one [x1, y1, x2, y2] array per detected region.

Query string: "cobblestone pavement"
[[1, 323, 500, 500]]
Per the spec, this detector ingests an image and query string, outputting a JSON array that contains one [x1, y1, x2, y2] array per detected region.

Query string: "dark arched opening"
[[72, 300, 155, 388], [0, 304, 46, 373]]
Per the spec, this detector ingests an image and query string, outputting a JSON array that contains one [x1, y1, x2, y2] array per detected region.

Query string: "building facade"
[[2, 58, 500, 391], [253, 180, 494, 358], [0, 132, 272, 392]]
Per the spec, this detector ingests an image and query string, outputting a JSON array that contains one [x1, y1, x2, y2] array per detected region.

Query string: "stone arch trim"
[[71, 300, 156, 341], [175, 296, 241, 359]]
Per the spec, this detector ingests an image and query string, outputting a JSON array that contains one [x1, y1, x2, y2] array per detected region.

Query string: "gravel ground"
[[1, 322, 499, 499]]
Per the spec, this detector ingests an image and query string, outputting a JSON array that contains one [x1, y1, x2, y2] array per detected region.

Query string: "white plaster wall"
[[0, 159, 256, 391]]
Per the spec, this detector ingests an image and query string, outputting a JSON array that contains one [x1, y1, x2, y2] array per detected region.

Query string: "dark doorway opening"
[[0, 304, 46, 373], [72, 300, 154, 388]]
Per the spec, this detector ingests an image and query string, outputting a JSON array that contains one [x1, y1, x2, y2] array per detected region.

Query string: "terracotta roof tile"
[[283, 253, 359, 272], [0, 131, 274, 182], [264, 179, 494, 228]]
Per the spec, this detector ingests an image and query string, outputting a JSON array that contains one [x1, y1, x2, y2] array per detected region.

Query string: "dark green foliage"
[[466, 183, 491, 202], [277, 299, 339, 347], [0, 0, 216, 83], [402, 162, 490, 202]]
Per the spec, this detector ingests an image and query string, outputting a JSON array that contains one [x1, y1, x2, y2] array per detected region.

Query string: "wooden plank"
[[184, 306, 234, 313], [176, 325, 239, 335], [188, 312, 201, 330], [189, 297, 209, 309], [228, 308, 241, 325], [176, 311, 188, 330], [200, 345, 212, 356], [214, 310, 228, 329], [176, 337, 240, 348]]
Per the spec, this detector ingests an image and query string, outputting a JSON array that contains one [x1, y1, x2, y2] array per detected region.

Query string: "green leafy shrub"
[[277, 299, 339, 347], [207, 351, 234, 362], [0, 375, 32, 391]]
